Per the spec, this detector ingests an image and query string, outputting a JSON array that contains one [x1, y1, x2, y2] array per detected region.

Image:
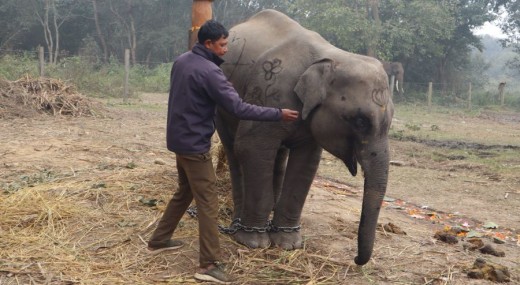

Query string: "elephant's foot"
[[232, 230, 270, 248], [269, 231, 303, 250]]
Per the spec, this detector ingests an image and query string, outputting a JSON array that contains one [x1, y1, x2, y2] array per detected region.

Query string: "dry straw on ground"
[[0, 75, 104, 118], [4, 86, 510, 283], [0, 163, 355, 284]]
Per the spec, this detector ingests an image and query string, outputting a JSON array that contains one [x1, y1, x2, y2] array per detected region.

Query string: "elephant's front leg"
[[234, 139, 279, 249], [270, 141, 322, 250]]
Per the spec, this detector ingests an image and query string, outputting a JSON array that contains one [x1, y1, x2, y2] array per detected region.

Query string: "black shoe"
[[147, 239, 184, 254], [194, 264, 234, 284]]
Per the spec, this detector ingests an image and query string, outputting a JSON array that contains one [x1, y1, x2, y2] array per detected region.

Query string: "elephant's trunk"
[[354, 141, 389, 265]]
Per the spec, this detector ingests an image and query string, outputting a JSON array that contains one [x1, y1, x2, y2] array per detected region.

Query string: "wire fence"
[[0, 47, 171, 67], [0, 48, 172, 99], [400, 81, 520, 109], [1, 48, 519, 109]]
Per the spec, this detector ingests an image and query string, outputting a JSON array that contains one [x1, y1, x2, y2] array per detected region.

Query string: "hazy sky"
[[474, 21, 507, 39]]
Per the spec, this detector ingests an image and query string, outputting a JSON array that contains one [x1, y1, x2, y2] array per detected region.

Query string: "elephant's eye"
[[342, 114, 371, 133], [355, 117, 369, 130]]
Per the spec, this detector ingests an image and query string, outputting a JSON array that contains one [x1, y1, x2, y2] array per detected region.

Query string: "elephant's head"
[[382, 61, 404, 96], [295, 57, 394, 265]]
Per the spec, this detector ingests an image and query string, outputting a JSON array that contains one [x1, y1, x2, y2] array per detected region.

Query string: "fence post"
[[124, 49, 130, 103], [467, 82, 472, 110], [39, 46, 45, 77], [427, 82, 433, 110], [498, 82, 506, 106]]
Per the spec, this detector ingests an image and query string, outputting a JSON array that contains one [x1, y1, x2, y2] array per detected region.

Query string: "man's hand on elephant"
[[281, 109, 299, 121]]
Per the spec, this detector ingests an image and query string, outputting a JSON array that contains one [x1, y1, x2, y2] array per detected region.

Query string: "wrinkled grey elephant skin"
[[217, 9, 394, 266]]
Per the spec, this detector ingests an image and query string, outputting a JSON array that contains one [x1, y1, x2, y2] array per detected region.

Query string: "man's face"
[[204, 36, 228, 57]]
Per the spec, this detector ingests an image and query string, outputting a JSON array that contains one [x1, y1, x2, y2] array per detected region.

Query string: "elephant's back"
[[222, 9, 326, 86], [235, 9, 325, 48], [225, 10, 304, 61]]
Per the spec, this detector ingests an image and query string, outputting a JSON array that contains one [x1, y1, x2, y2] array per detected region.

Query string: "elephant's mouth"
[[343, 140, 358, 176]]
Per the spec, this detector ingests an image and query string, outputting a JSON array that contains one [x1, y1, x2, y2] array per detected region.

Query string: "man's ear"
[[204, 39, 213, 49], [294, 59, 335, 120]]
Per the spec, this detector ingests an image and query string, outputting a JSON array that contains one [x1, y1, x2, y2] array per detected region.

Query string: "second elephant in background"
[[381, 61, 405, 96]]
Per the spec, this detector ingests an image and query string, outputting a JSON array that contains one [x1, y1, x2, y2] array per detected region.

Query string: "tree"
[[213, 0, 295, 28], [497, 0, 520, 73], [31, 0, 79, 64], [365, 0, 382, 58], [288, 0, 372, 54], [91, 0, 109, 63], [108, 0, 138, 65], [0, 0, 37, 51], [433, 0, 498, 95], [84, 0, 191, 65]]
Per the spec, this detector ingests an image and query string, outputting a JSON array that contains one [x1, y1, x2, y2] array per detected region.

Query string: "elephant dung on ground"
[[216, 9, 394, 266]]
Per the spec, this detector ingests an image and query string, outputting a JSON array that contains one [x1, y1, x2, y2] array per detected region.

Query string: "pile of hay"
[[0, 75, 104, 118]]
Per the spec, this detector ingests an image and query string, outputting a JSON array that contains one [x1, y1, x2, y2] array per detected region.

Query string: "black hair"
[[198, 20, 229, 44]]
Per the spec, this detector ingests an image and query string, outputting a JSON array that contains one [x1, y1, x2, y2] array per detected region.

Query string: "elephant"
[[216, 9, 394, 266], [381, 61, 405, 96]]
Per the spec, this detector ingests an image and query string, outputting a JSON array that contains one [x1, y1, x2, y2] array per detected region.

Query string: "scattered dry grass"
[[2, 93, 519, 284], [0, 163, 364, 284]]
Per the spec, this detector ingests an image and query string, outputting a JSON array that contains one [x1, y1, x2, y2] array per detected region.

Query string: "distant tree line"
[[0, 0, 519, 97]]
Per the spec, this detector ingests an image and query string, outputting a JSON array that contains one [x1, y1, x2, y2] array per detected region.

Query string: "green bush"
[[0, 52, 39, 80], [0, 53, 170, 98], [130, 63, 170, 93]]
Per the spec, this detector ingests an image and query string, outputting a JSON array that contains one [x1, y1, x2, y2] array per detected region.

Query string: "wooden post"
[[189, 0, 213, 50], [124, 49, 130, 103], [467, 82, 472, 110], [498, 82, 506, 106], [427, 82, 433, 110], [39, 46, 45, 77]]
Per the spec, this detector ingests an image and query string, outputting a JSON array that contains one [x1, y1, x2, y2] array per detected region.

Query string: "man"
[[147, 19, 299, 284]]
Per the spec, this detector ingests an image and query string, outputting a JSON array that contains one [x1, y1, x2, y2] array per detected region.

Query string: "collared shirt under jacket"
[[166, 43, 282, 154]]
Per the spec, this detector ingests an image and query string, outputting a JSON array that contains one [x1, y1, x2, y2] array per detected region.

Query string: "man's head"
[[198, 20, 229, 57]]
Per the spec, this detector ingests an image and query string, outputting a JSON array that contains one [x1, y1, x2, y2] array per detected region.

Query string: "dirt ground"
[[1, 92, 519, 284]]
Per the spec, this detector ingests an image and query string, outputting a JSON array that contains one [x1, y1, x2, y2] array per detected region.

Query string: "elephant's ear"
[[294, 59, 335, 120]]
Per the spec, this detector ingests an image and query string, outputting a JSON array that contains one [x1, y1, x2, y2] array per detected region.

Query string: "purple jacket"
[[166, 43, 282, 154]]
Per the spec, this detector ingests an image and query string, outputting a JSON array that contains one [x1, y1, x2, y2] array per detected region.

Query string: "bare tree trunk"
[[35, 0, 72, 65], [130, 13, 137, 65], [52, 0, 59, 64], [109, 0, 137, 65], [92, 0, 109, 63], [365, 0, 381, 58], [43, 0, 54, 64], [438, 57, 448, 97]]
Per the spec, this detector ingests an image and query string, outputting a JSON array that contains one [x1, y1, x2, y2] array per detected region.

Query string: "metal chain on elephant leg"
[[218, 218, 241, 234], [268, 220, 301, 233], [186, 206, 197, 218], [218, 218, 270, 235]]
